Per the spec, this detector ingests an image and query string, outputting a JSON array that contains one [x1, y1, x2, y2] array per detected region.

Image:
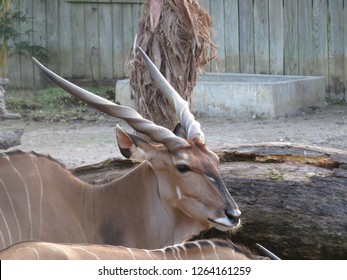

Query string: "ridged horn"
[[255, 243, 281, 260], [137, 46, 205, 142], [32, 57, 190, 151]]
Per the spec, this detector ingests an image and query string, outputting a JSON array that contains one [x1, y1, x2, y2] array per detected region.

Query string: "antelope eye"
[[176, 164, 191, 173]]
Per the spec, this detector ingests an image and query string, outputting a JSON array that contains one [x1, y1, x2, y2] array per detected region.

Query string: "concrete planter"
[[115, 73, 326, 119]]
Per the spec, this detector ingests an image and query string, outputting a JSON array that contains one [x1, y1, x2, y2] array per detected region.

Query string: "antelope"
[[0, 47, 241, 250], [0, 239, 279, 260]]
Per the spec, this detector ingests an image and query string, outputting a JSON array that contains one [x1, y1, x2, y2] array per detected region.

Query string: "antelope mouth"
[[208, 216, 241, 231], [208, 208, 241, 231]]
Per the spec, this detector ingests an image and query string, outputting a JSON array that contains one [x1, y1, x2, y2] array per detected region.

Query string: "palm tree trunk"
[[127, 0, 218, 131]]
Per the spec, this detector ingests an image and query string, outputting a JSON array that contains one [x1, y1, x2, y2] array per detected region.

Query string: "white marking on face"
[[207, 175, 216, 183], [176, 186, 183, 200], [179, 152, 189, 161]]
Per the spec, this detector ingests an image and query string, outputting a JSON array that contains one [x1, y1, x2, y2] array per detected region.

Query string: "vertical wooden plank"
[[71, 3, 86, 78], [199, 0, 209, 11], [328, 0, 345, 99], [312, 0, 328, 92], [254, 0, 269, 74], [224, 0, 239, 73], [239, 0, 254, 73], [98, 3, 113, 80], [199, 0, 211, 72], [268, 0, 283, 74], [85, 2, 99, 81], [344, 0, 347, 100], [19, 0, 34, 88], [122, 4, 133, 70], [132, 2, 141, 37], [211, 0, 225, 72], [32, 0, 47, 88], [59, 0, 73, 78], [7, 0, 21, 87], [46, 0, 59, 72], [283, 0, 298, 75], [113, 3, 124, 78], [298, 0, 313, 76]]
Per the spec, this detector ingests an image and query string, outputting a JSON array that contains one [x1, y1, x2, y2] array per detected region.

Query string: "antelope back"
[[0, 239, 260, 260]]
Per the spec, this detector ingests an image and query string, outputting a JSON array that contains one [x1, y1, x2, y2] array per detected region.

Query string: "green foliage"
[[326, 97, 347, 106], [0, 0, 47, 77], [6, 86, 114, 122], [0, 7, 25, 38], [12, 41, 47, 61]]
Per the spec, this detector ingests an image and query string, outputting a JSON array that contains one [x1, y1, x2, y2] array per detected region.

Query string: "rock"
[[0, 129, 24, 150]]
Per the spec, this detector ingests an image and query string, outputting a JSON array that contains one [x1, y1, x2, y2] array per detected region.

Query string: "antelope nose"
[[226, 209, 241, 225]]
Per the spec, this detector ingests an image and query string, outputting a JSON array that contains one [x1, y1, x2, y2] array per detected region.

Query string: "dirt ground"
[[1, 104, 346, 168]]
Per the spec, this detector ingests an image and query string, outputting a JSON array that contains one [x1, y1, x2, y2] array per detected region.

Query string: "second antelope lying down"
[[0, 239, 278, 260], [0, 48, 240, 250]]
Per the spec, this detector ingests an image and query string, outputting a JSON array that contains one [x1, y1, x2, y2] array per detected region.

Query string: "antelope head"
[[32, 48, 241, 235]]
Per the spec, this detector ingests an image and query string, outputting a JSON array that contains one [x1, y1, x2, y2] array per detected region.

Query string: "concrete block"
[[115, 73, 326, 119]]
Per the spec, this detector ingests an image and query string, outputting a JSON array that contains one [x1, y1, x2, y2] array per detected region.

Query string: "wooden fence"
[[4, 0, 347, 99]]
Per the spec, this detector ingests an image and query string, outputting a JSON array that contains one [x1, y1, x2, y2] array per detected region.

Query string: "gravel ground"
[[1, 105, 346, 168]]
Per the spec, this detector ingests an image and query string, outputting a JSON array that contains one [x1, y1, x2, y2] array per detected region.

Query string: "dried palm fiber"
[[127, 0, 218, 131]]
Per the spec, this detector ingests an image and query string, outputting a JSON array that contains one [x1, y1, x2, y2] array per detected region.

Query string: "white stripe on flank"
[[33, 248, 40, 260], [174, 245, 183, 260], [126, 248, 136, 260], [171, 247, 179, 260], [74, 246, 100, 260], [206, 240, 220, 260], [144, 249, 154, 260], [0, 229, 5, 248], [30, 154, 44, 237], [7, 157, 33, 239], [0, 208, 12, 246], [148, 249, 161, 260], [157, 248, 167, 260], [181, 244, 189, 259], [194, 241, 205, 260], [231, 247, 236, 259], [0, 178, 22, 241], [15, 247, 39, 260], [64, 247, 71, 260]]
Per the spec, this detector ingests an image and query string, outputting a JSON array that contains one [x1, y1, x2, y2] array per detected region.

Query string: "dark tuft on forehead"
[[188, 137, 207, 149]]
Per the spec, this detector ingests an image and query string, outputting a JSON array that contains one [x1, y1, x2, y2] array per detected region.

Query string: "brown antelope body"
[[0, 48, 241, 250], [0, 239, 264, 260]]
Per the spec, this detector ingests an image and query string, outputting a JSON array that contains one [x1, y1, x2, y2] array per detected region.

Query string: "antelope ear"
[[115, 125, 154, 160], [173, 122, 187, 139]]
